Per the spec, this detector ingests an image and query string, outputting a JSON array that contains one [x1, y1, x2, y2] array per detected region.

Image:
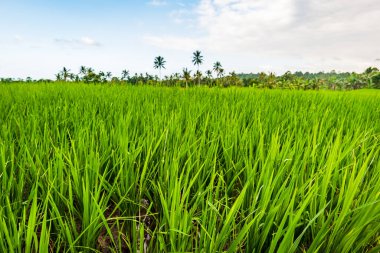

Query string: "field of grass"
[[1, 83, 380, 252]]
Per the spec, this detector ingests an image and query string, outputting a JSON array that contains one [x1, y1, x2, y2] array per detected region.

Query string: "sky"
[[0, 0, 379, 79]]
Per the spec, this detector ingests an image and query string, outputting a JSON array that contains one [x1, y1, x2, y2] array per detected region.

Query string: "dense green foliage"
[[1, 84, 380, 252], [2, 65, 380, 90]]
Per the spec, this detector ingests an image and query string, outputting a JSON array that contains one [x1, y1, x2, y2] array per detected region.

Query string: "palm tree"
[[99, 71, 106, 83], [154, 56, 166, 80], [61, 67, 71, 82], [219, 68, 224, 78], [192, 50, 203, 85], [205, 70, 213, 86], [121, 70, 130, 81], [78, 66, 87, 81], [106, 72, 112, 82], [55, 73, 62, 81], [205, 70, 212, 79], [194, 70, 202, 86], [68, 73, 75, 82], [79, 66, 86, 75], [182, 68, 192, 88], [82, 67, 95, 84], [213, 61, 222, 78]]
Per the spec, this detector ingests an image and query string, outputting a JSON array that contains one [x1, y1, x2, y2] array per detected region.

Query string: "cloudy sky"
[[0, 0, 379, 79]]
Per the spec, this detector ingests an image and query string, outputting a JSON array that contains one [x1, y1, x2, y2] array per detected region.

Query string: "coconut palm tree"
[[55, 73, 62, 81], [205, 70, 212, 79], [154, 56, 166, 81], [78, 66, 87, 81], [194, 70, 202, 86], [192, 50, 203, 85], [79, 66, 86, 75], [182, 68, 192, 88], [74, 74, 80, 82], [121, 70, 130, 81], [205, 70, 213, 86], [218, 68, 224, 78], [105, 72, 112, 83], [68, 73, 75, 82], [61, 67, 71, 82], [213, 61, 223, 78], [82, 67, 96, 84]]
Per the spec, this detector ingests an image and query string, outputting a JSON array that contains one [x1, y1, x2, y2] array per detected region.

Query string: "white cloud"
[[169, 9, 191, 24], [13, 35, 24, 43], [197, 0, 380, 55], [145, 0, 380, 72], [79, 37, 101, 46], [54, 37, 101, 47], [0, 35, 25, 45], [148, 0, 167, 6]]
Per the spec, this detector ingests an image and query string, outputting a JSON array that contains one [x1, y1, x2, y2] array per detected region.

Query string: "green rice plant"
[[0, 83, 379, 252]]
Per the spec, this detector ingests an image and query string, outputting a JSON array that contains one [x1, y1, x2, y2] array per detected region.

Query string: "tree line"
[[1, 51, 380, 89]]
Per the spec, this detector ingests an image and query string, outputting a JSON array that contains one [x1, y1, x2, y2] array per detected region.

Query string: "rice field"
[[1, 83, 380, 252]]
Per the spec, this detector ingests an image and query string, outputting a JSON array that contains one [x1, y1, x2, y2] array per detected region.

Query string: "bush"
[[371, 72, 380, 89]]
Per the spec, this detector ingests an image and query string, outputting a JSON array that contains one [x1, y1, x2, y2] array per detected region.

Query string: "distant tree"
[[194, 70, 202, 86], [78, 66, 87, 81], [364, 67, 379, 75], [106, 72, 112, 81], [372, 72, 380, 89], [205, 70, 213, 86], [213, 61, 222, 77], [205, 70, 212, 79], [110, 77, 120, 85], [213, 61, 225, 84], [154, 56, 166, 80], [224, 71, 243, 87], [256, 72, 268, 88], [267, 72, 277, 89], [182, 68, 192, 88], [192, 50, 203, 85], [348, 73, 366, 89], [87, 67, 94, 73], [79, 66, 87, 75], [99, 71, 106, 83], [219, 68, 225, 78], [55, 73, 62, 81], [0, 78, 14, 83], [60, 67, 72, 82], [121, 70, 130, 81], [173, 72, 181, 80], [363, 67, 379, 88], [80, 67, 99, 84]]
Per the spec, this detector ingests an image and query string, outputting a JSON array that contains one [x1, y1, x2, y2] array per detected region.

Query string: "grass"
[[0, 83, 380, 252]]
